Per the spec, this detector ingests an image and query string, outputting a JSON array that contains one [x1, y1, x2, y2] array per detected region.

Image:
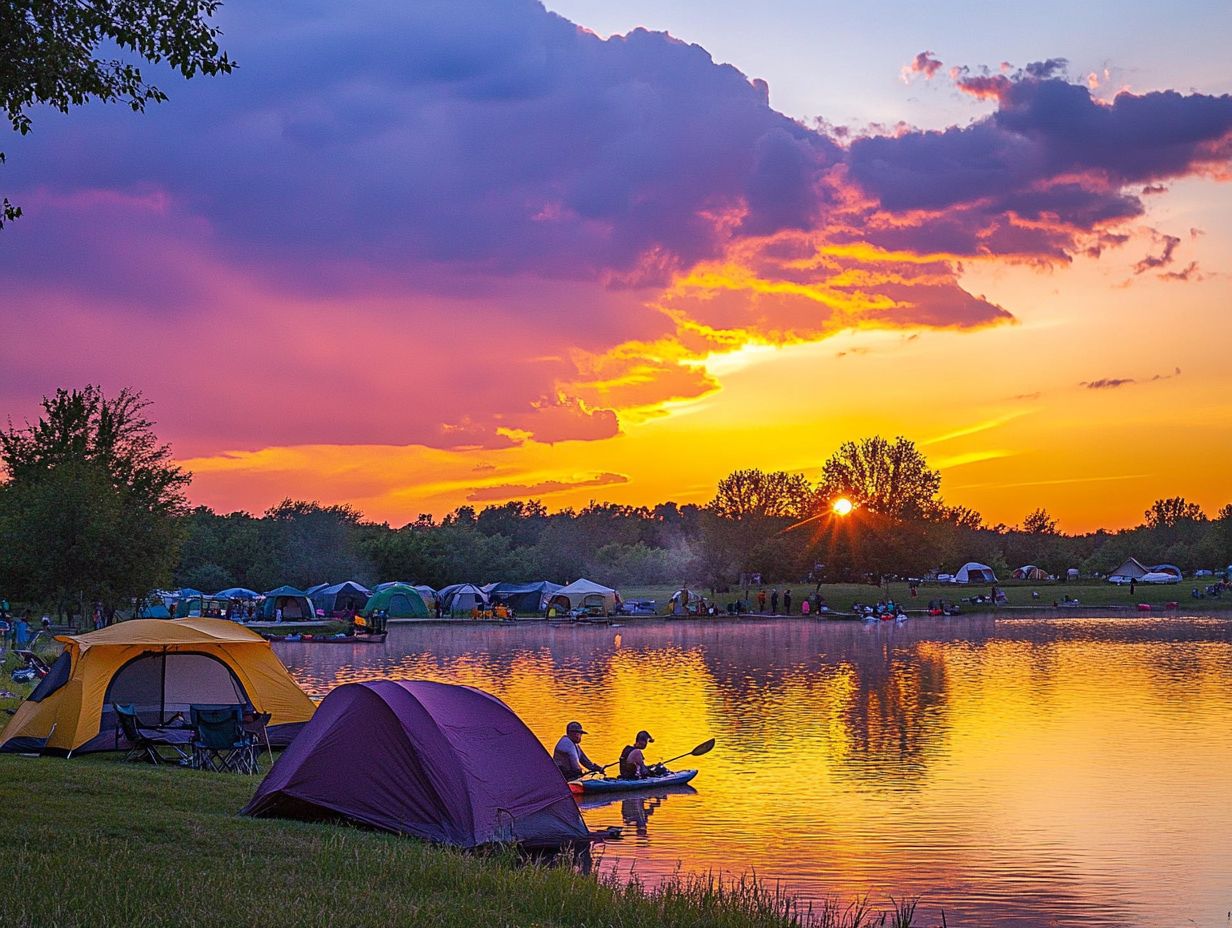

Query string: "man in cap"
[[618, 730, 660, 780], [553, 720, 602, 781]]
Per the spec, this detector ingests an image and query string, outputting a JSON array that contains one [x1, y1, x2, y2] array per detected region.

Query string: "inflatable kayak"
[[571, 769, 698, 794]]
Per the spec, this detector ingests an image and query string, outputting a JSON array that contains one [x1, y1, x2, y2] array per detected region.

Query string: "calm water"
[[276, 616, 1232, 927]]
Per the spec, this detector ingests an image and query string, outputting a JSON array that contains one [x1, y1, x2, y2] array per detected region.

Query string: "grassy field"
[[0, 755, 921, 928], [619, 580, 1227, 616]]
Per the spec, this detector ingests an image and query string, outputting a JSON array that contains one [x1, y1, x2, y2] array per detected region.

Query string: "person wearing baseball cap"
[[553, 720, 601, 781], [618, 730, 657, 780]]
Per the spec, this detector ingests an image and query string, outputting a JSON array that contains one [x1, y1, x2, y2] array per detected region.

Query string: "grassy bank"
[[621, 580, 1227, 616], [0, 755, 924, 928]]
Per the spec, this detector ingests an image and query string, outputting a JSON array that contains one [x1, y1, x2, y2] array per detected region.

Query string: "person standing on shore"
[[783, 590, 792, 614], [757, 589, 766, 613], [770, 589, 779, 614]]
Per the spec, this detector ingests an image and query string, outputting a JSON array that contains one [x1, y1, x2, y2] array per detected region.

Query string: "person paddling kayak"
[[553, 720, 602, 780], [618, 730, 662, 780]]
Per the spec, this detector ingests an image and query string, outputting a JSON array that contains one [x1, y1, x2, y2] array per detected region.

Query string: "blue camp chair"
[[190, 705, 258, 774], [113, 704, 188, 765]]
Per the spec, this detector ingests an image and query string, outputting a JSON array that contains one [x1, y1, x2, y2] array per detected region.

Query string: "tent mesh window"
[[104, 652, 250, 725]]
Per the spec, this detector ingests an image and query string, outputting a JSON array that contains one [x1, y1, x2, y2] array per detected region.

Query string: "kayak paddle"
[[654, 737, 716, 769]]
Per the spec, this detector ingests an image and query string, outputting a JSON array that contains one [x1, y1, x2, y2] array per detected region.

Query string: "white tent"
[[954, 562, 998, 584], [1108, 557, 1149, 581], [1139, 571, 1180, 584], [556, 579, 620, 615]]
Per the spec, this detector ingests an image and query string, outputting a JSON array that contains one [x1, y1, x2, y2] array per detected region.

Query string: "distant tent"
[[1108, 557, 1150, 581], [1012, 566, 1049, 581], [1151, 564, 1182, 579], [363, 584, 430, 620], [241, 680, 589, 852], [487, 581, 563, 617], [216, 587, 261, 601], [413, 586, 438, 612], [258, 586, 316, 621], [1140, 571, 1180, 584], [173, 588, 204, 599], [0, 619, 315, 755], [954, 562, 998, 584], [555, 579, 620, 615], [309, 581, 372, 616], [438, 583, 489, 617], [1066, 568, 1080, 580]]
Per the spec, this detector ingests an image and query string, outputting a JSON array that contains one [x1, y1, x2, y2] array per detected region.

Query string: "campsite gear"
[[571, 769, 698, 794], [113, 703, 189, 764], [190, 705, 259, 774], [242, 679, 592, 853], [0, 619, 316, 756]]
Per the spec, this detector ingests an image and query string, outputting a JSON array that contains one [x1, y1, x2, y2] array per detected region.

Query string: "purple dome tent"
[[241, 680, 589, 851]]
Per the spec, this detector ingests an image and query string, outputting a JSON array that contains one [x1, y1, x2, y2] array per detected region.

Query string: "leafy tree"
[[818, 436, 942, 521], [1022, 507, 1059, 534], [2, 0, 234, 227], [709, 469, 814, 522], [1143, 497, 1206, 529], [0, 386, 188, 616]]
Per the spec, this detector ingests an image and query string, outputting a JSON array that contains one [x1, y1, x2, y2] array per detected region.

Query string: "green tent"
[[363, 583, 430, 619]]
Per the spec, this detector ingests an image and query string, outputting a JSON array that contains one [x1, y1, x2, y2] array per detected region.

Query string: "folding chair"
[[190, 705, 259, 774], [113, 703, 189, 765]]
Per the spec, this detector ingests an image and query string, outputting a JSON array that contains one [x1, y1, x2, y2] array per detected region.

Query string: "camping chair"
[[243, 711, 274, 761], [113, 703, 189, 765], [190, 705, 259, 774]]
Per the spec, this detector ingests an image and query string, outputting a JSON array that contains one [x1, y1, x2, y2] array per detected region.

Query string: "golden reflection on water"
[[278, 616, 1232, 927]]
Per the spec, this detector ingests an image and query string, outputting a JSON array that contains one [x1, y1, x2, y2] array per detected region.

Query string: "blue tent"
[[487, 581, 562, 616], [437, 583, 488, 617], [308, 581, 371, 616]]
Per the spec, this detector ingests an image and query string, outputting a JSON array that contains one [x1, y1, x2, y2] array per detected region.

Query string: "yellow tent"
[[0, 618, 316, 756]]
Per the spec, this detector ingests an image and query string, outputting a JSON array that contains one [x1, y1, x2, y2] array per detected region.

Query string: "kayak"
[[571, 769, 698, 794]]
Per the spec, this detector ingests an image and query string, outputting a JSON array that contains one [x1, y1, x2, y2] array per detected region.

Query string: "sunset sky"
[[2, 0, 1230, 532]]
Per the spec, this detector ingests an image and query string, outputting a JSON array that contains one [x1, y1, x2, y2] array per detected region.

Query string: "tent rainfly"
[[553, 579, 621, 615], [309, 581, 372, 616], [258, 586, 317, 621], [241, 680, 590, 853], [0, 618, 315, 755], [1012, 566, 1049, 581], [363, 584, 431, 620], [215, 587, 262, 601], [954, 562, 998, 584], [437, 584, 489, 617], [1108, 557, 1150, 581], [487, 581, 563, 617]]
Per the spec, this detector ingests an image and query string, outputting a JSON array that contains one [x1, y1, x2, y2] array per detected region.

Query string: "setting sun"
[[832, 498, 854, 516]]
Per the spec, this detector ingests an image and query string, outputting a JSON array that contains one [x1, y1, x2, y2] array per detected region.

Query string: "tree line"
[[1, 388, 1229, 617]]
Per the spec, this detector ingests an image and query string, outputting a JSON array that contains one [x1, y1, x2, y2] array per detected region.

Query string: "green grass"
[[619, 580, 1228, 616], [0, 755, 923, 928]]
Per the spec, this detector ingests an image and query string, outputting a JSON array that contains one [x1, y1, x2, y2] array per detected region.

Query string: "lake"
[[275, 615, 1232, 927]]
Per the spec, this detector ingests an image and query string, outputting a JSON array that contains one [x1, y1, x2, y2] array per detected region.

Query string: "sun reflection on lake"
[[278, 616, 1232, 927]]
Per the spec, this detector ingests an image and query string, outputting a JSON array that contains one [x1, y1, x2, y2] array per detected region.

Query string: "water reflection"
[[578, 785, 698, 839], [276, 616, 1232, 927]]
